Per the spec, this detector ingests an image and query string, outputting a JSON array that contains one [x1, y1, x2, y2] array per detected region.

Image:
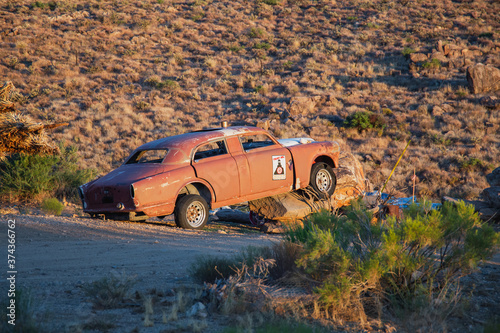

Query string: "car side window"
[[193, 140, 228, 161], [240, 134, 275, 151]]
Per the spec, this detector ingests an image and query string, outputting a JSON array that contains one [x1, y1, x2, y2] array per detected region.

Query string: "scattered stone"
[[486, 167, 500, 186], [186, 302, 207, 318], [466, 63, 500, 94], [462, 49, 483, 59], [260, 223, 286, 234]]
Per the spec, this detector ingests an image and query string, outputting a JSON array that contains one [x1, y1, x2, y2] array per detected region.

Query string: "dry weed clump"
[[191, 202, 498, 331], [1, 0, 499, 200]]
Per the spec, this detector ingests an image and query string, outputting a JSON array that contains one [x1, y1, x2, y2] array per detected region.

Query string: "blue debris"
[[364, 192, 441, 210]]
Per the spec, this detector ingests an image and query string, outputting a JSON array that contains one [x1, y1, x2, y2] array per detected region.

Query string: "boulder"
[[248, 191, 327, 222], [481, 186, 500, 209], [486, 167, 500, 186], [431, 52, 448, 64], [248, 152, 366, 222], [477, 207, 500, 222], [332, 151, 367, 208], [410, 53, 428, 63], [466, 64, 500, 94]]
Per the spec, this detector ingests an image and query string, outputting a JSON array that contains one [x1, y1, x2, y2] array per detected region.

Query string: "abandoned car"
[[79, 126, 339, 229]]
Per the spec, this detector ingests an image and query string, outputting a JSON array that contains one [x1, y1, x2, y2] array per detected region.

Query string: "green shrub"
[[32, 1, 47, 9], [402, 47, 416, 57], [41, 198, 64, 215], [0, 145, 96, 202], [459, 157, 485, 172], [253, 42, 271, 50], [344, 111, 386, 132], [249, 27, 265, 38], [262, 0, 279, 6], [53, 145, 96, 199], [0, 153, 59, 200], [157, 79, 179, 90], [286, 199, 499, 318], [422, 58, 441, 69]]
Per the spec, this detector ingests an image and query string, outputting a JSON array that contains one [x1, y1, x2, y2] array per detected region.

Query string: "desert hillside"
[[1, 0, 499, 200]]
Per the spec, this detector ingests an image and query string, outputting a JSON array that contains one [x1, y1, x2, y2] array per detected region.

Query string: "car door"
[[191, 139, 240, 202], [238, 133, 293, 195]]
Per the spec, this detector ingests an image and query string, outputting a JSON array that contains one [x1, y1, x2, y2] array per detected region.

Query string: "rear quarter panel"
[[132, 165, 197, 216]]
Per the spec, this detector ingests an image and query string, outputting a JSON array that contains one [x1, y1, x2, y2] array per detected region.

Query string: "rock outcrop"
[[487, 167, 500, 187]]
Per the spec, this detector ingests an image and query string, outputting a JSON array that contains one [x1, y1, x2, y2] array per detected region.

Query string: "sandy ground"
[[1, 213, 498, 332], [0, 213, 281, 332]]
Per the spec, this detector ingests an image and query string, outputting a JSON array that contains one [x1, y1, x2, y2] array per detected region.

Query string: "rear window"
[[126, 149, 169, 164]]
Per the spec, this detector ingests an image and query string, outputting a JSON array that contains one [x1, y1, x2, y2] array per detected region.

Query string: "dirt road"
[[1, 213, 499, 332], [1, 213, 281, 332]]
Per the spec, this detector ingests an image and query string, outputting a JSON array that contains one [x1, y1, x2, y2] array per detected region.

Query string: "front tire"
[[174, 194, 209, 230], [310, 162, 336, 197]]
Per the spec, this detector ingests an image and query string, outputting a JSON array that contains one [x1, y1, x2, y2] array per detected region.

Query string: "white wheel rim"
[[316, 169, 332, 192], [186, 201, 206, 227]]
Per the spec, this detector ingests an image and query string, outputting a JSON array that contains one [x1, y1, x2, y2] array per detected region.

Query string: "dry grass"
[[1, 0, 499, 198]]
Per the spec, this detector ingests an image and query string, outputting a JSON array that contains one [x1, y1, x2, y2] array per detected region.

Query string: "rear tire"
[[174, 194, 209, 230], [310, 162, 336, 197]]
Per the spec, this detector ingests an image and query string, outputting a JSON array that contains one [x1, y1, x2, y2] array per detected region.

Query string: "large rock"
[[332, 152, 367, 208], [466, 64, 500, 94], [486, 167, 500, 187], [248, 152, 366, 222], [481, 187, 500, 209], [410, 53, 428, 63]]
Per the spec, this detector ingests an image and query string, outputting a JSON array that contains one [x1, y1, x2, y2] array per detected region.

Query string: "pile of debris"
[[0, 81, 66, 159], [248, 152, 368, 233]]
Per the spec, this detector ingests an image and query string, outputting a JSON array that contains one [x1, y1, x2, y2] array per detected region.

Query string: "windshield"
[[126, 149, 169, 164]]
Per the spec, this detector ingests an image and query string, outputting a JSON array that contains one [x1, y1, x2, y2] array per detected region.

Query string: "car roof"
[[137, 126, 267, 150]]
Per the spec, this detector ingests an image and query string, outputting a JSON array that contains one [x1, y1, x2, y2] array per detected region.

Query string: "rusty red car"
[[79, 126, 339, 229]]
